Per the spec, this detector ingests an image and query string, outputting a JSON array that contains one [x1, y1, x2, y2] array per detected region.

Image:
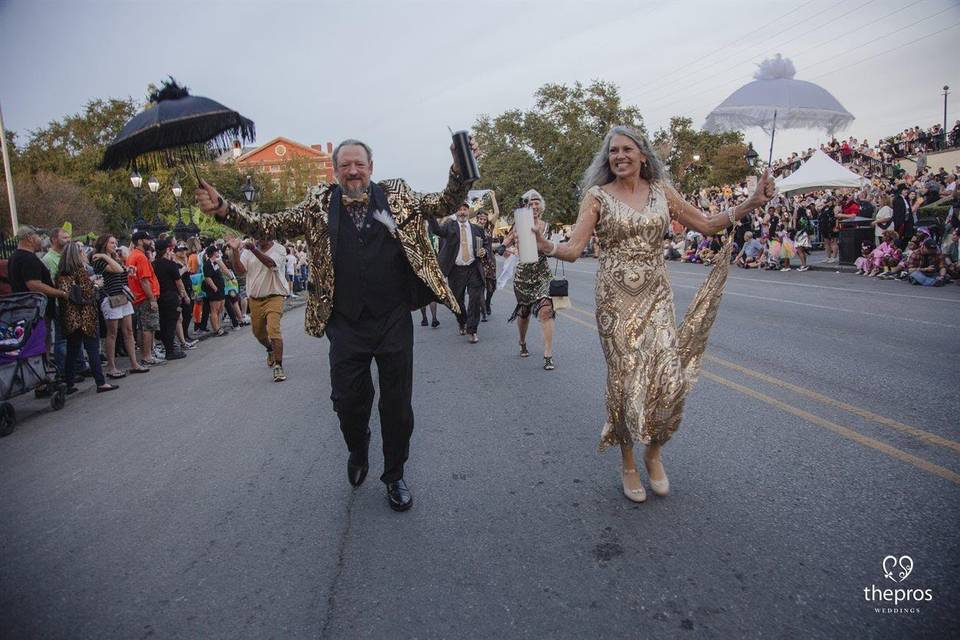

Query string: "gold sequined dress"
[[590, 184, 733, 451]]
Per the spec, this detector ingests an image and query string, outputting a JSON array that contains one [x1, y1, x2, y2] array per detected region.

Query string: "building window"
[[275, 144, 287, 157]]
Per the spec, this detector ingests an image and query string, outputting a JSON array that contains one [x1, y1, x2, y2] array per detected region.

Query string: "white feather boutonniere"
[[372, 209, 398, 237]]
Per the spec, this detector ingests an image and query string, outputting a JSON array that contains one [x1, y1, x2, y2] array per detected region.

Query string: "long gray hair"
[[60, 241, 86, 277], [580, 125, 669, 191]]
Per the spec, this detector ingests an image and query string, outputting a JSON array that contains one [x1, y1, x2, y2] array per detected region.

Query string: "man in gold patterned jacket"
[[195, 137, 476, 512]]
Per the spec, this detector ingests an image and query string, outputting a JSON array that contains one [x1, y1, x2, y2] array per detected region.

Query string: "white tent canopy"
[[775, 149, 868, 194]]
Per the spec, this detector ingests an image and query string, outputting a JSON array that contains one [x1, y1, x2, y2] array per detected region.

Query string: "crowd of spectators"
[[770, 120, 960, 178], [2, 225, 305, 398], [663, 130, 959, 286]]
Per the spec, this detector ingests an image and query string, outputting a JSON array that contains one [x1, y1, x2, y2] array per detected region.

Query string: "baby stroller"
[[0, 293, 65, 436]]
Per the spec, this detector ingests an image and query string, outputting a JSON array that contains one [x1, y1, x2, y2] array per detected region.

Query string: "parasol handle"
[[768, 110, 777, 166], [190, 161, 203, 186]]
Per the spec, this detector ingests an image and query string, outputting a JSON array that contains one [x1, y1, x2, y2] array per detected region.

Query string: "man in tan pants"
[[228, 236, 290, 382]]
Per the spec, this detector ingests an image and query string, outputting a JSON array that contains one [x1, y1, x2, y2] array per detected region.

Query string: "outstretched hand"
[[749, 169, 776, 208], [195, 179, 226, 218]]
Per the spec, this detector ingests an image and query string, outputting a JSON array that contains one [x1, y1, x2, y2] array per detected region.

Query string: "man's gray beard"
[[341, 182, 369, 200]]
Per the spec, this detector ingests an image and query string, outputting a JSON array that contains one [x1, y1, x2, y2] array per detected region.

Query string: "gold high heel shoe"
[[644, 457, 670, 497], [621, 468, 647, 503]]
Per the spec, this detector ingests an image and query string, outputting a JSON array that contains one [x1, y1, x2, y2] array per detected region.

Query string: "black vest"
[[330, 184, 411, 320]]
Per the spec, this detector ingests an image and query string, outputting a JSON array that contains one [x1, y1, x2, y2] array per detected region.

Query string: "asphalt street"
[[1, 261, 958, 639]]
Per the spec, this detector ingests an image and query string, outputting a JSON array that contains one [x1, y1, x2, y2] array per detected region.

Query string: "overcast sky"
[[1, 0, 957, 191]]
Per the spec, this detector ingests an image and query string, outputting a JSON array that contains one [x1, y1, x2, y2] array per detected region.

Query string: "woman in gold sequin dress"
[[501, 190, 557, 371], [533, 126, 774, 503]]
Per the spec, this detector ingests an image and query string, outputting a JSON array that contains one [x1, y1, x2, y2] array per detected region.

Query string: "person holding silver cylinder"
[[500, 190, 557, 371]]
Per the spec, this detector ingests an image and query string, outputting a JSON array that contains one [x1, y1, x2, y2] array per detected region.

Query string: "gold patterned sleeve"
[[222, 187, 326, 238], [407, 169, 470, 219]]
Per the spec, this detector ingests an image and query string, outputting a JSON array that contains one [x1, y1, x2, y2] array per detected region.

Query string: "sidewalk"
[[805, 261, 858, 273], [65, 296, 308, 402]]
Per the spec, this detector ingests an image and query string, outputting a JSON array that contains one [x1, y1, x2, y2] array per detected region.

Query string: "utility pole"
[[0, 101, 18, 233]]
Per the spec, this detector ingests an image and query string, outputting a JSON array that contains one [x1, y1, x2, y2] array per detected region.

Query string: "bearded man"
[[195, 137, 476, 511]]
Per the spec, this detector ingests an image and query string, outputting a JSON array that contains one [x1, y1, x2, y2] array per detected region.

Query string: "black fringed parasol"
[[98, 78, 255, 174]]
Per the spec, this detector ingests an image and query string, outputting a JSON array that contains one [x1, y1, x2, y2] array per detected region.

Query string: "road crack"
[[318, 489, 357, 638]]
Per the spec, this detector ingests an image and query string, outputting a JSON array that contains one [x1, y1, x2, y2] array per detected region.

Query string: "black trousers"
[[158, 298, 180, 353], [326, 305, 413, 483], [448, 263, 483, 334], [180, 301, 193, 339]]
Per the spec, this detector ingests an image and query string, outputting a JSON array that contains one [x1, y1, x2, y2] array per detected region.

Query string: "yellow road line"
[[556, 309, 960, 486], [566, 305, 960, 455], [700, 371, 960, 486], [703, 354, 960, 455]]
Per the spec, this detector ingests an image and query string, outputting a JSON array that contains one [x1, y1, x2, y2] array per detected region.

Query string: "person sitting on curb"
[[906, 237, 948, 286]]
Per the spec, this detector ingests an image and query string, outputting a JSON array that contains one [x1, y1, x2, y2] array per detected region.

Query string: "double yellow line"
[[558, 305, 960, 485]]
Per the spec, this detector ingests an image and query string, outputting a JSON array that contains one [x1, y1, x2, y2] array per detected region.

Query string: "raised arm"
[[664, 170, 775, 236], [92, 253, 124, 273], [427, 216, 455, 238], [195, 179, 323, 238], [403, 170, 470, 220], [531, 192, 601, 263]]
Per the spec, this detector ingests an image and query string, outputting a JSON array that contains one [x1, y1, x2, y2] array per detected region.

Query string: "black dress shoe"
[[347, 450, 369, 487], [386, 479, 413, 511]]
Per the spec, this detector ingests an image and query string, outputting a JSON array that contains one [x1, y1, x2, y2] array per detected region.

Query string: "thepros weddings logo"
[[863, 555, 934, 615]]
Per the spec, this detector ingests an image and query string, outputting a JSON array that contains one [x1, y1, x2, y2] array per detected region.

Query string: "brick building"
[[224, 136, 335, 186]]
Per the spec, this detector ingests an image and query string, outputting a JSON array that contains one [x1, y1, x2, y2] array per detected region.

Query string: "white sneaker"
[[242, 315, 251, 324], [798, 265, 809, 272], [780, 267, 792, 271]]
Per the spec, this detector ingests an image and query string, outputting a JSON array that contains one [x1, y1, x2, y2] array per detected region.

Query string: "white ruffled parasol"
[[703, 55, 854, 164]]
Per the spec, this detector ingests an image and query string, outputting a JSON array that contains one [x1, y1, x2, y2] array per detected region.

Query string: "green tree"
[[473, 80, 645, 225], [8, 97, 140, 235], [652, 116, 750, 193]]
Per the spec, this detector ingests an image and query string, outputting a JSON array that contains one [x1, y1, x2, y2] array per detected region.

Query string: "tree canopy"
[[473, 80, 645, 225], [0, 95, 320, 238], [652, 116, 751, 194]]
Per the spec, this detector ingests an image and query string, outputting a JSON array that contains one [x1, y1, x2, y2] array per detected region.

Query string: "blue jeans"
[[65, 332, 105, 387], [907, 271, 938, 286], [53, 318, 86, 376]]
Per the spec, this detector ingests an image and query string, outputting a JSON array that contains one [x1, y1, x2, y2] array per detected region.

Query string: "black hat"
[[131, 230, 153, 242]]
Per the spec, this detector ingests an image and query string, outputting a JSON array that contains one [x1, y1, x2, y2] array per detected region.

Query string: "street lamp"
[[172, 180, 190, 240], [147, 175, 167, 238], [745, 143, 759, 168], [130, 171, 146, 234], [943, 85, 950, 148], [242, 175, 256, 205]]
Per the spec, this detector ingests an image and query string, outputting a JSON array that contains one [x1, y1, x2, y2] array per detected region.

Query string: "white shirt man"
[[241, 242, 290, 298]]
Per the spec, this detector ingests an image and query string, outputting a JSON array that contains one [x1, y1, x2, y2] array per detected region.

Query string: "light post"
[[242, 175, 256, 208], [130, 171, 146, 234], [147, 175, 165, 237], [943, 85, 950, 148], [745, 143, 759, 169], [172, 180, 190, 240]]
